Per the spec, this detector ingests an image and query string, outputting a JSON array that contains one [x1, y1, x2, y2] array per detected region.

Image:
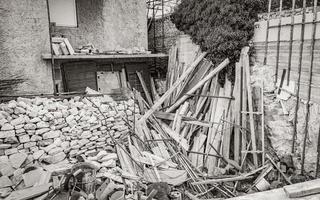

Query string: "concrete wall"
[[253, 10, 320, 104], [55, 0, 148, 51], [0, 0, 54, 94]]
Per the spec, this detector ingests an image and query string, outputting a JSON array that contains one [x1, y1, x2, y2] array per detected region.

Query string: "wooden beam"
[[166, 58, 230, 113], [242, 47, 258, 168], [136, 71, 153, 106], [284, 178, 320, 198], [139, 52, 207, 122]]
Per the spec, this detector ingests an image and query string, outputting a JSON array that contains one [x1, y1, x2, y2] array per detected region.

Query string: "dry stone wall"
[[0, 96, 140, 176]]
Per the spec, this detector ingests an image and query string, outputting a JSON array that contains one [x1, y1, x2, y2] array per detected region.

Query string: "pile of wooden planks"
[[132, 44, 274, 198]]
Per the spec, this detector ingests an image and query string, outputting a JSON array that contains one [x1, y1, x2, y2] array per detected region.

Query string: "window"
[[48, 0, 78, 27]]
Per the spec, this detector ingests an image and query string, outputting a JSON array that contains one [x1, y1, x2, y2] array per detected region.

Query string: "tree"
[[171, 0, 266, 83]]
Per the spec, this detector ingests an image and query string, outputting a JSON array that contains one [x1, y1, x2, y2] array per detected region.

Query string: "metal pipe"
[[301, 0, 318, 174], [263, 0, 272, 65], [292, 0, 307, 154], [287, 0, 296, 85], [275, 0, 283, 83], [46, 0, 57, 95]]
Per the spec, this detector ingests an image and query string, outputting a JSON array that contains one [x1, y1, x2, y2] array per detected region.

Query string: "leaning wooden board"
[[283, 178, 320, 198], [5, 183, 52, 200]]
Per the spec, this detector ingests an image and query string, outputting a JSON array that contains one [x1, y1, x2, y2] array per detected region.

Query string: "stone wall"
[[0, 96, 139, 184], [55, 0, 148, 51], [0, 0, 53, 94]]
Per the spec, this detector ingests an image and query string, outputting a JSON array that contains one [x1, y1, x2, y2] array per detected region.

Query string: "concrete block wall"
[[0, 0, 54, 95]]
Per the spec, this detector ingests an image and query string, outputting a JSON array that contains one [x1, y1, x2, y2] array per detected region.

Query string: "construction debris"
[[1, 44, 319, 200]]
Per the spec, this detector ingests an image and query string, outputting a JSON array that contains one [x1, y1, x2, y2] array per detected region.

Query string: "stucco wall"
[[0, 0, 53, 94], [55, 0, 147, 51]]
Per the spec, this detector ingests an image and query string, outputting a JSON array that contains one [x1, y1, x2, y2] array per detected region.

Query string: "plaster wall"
[[55, 0, 148, 51], [0, 0, 53, 94]]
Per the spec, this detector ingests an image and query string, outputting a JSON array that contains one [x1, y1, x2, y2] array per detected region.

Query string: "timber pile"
[[134, 45, 306, 199]]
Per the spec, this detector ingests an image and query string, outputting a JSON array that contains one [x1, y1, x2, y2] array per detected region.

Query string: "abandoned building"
[[1, 0, 320, 199]]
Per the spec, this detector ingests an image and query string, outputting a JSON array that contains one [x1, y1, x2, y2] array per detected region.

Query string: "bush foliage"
[[171, 0, 312, 83]]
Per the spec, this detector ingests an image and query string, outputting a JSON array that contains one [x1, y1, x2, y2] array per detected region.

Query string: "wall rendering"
[[55, 0, 148, 51], [0, 0, 53, 94]]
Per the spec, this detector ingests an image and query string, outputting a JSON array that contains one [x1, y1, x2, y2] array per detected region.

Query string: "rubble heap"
[[0, 95, 139, 198]]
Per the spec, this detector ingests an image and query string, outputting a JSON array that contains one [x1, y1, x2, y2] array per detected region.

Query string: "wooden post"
[[287, 0, 296, 85], [242, 47, 258, 168], [263, 0, 272, 65]]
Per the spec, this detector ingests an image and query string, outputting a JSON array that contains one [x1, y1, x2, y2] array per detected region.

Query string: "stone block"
[[24, 142, 36, 148], [1, 123, 14, 131], [0, 144, 11, 149], [4, 148, 18, 156], [4, 136, 18, 144], [38, 139, 53, 147], [43, 152, 66, 164], [30, 135, 42, 142], [35, 128, 50, 135], [48, 147, 63, 155], [33, 149, 45, 160], [36, 121, 49, 129], [24, 123, 36, 130], [43, 130, 61, 139], [30, 117, 41, 123], [0, 176, 13, 188], [18, 134, 30, 143], [10, 117, 25, 126], [9, 152, 27, 168]]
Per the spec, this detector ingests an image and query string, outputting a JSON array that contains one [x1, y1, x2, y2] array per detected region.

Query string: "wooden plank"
[[166, 58, 230, 113], [120, 68, 128, 88], [242, 47, 258, 168], [222, 78, 233, 159], [234, 62, 241, 163], [284, 178, 320, 198], [192, 175, 254, 185], [63, 38, 75, 55], [150, 77, 160, 101], [42, 53, 169, 60], [139, 52, 207, 122], [136, 71, 153, 106], [5, 183, 52, 200]]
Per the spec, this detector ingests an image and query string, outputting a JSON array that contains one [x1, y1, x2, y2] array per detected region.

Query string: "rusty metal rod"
[[301, 0, 318, 175], [275, 0, 283, 83], [292, 0, 307, 154], [263, 0, 272, 65], [287, 0, 296, 85]]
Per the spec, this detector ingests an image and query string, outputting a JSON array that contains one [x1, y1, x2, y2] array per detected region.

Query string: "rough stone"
[[4, 148, 18, 156], [24, 142, 36, 148], [24, 123, 36, 130], [36, 121, 49, 129], [43, 130, 61, 139], [9, 152, 27, 168], [0, 130, 15, 139], [35, 128, 50, 135], [10, 117, 25, 126], [43, 152, 66, 164], [30, 135, 42, 142], [33, 149, 45, 160], [48, 147, 63, 155], [18, 135, 30, 143], [1, 123, 14, 131], [0, 176, 13, 188]]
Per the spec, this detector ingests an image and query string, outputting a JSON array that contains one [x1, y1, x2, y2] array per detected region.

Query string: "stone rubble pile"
[[0, 96, 140, 195]]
